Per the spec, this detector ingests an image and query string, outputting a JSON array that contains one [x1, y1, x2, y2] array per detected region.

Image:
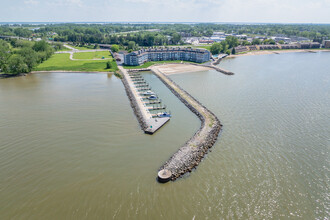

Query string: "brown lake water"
[[0, 52, 329, 219]]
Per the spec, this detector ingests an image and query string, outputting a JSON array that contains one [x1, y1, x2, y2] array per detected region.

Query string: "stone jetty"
[[151, 66, 223, 182]]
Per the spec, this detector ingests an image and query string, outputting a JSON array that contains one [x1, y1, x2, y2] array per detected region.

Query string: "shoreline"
[[228, 49, 330, 58], [31, 70, 111, 73], [1, 71, 112, 79]]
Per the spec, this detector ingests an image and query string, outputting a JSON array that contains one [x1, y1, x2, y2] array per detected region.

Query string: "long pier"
[[150, 66, 222, 182], [119, 66, 170, 134]]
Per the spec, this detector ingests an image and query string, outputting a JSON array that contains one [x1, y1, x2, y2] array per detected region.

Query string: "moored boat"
[[157, 112, 171, 118], [147, 95, 158, 100]]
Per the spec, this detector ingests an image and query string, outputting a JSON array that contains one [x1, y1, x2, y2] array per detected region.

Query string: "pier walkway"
[[119, 66, 170, 134]]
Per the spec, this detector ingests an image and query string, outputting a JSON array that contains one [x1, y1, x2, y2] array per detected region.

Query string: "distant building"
[[279, 44, 299, 49], [297, 42, 320, 49], [258, 45, 280, 50], [124, 47, 211, 66], [213, 32, 225, 36], [271, 36, 291, 43], [290, 37, 310, 42], [323, 40, 330, 48], [234, 46, 249, 53], [210, 36, 225, 42], [199, 39, 214, 44]]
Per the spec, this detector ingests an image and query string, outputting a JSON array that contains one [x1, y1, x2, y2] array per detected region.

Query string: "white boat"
[[141, 90, 155, 96]]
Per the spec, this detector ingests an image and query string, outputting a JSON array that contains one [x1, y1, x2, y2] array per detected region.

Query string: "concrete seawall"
[[120, 67, 148, 131], [151, 67, 223, 181]]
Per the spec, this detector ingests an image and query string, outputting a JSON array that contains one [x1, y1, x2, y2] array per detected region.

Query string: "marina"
[[122, 64, 224, 181], [119, 66, 171, 134]]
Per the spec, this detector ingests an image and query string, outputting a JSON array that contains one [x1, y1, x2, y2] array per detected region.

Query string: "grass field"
[[34, 53, 118, 72], [73, 51, 112, 59], [123, 60, 196, 69], [192, 45, 212, 50]]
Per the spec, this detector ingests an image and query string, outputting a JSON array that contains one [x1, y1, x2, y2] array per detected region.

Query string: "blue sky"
[[0, 0, 329, 23]]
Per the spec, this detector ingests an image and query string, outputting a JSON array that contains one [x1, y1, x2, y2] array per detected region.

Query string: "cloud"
[[48, 0, 83, 7], [24, 0, 39, 6], [1, 0, 329, 23]]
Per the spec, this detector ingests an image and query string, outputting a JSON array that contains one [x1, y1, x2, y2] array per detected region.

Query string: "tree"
[[127, 41, 136, 50], [171, 33, 181, 45], [0, 40, 10, 73], [111, 44, 119, 52], [220, 41, 229, 53], [252, 38, 261, 45], [8, 55, 29, 75], [205, 29, 213, 37], [17, 47, 38, 71], [106, 61, 112, 69], [232, 47, 236, 54], [241, 40, 251, 46], [262, 39, 275, 45], [225, 36, 239, 48], [53, 42, 64, 51], [278, 40, 285, 44], [33, 40, 48, 52], [210, 42, 222, 55]]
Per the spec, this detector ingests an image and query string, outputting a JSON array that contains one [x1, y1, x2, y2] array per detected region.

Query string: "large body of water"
[[0, 52, 329, 219]]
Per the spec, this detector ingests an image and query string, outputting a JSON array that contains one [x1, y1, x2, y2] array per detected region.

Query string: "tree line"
[[1, 23, 329, 50], [0, 39, 54, 75]]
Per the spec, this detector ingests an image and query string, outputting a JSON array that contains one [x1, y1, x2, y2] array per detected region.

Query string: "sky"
[[0, 0, 330, 23]]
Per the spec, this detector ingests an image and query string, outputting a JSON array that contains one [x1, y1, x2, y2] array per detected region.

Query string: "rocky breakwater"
[[151, 67, 223, 182], [119, 66, 148, 131]]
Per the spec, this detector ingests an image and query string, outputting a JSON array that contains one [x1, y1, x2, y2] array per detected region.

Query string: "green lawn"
[[123, 60, 196, 69], [73, 51, 112, 59], [34, 53, 118, 72], [192, 45, 212, 51]]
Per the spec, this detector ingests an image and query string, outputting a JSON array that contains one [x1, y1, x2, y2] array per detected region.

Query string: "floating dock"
[[119, 66, 170, 134]]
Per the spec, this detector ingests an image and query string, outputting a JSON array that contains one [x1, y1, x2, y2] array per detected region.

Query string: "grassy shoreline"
[[34, 53, 118, 72]]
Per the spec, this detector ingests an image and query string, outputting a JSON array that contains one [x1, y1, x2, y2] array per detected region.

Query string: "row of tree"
[[210, 36, 240, 55], [2, 23, 330, 40], [0, 39, 54, 75]]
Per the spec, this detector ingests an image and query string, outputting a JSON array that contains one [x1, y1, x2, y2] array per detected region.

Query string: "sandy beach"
[[153, 64, 211, 75], [228, 49, 330, 58]]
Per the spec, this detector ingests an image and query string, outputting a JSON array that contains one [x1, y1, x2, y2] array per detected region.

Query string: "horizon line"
[[1, 21, 330, 25]]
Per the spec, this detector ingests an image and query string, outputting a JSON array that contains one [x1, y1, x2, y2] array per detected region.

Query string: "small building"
[[99, 44, 112, 49], [258, 45, 280, 50], [199, 39, 214, 44], [234, 46, 248, 53], [324, 40, 330, 48], [279, 44, 299, 49], [247, 45, 257, 51], [297, 42, 320, 49]]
